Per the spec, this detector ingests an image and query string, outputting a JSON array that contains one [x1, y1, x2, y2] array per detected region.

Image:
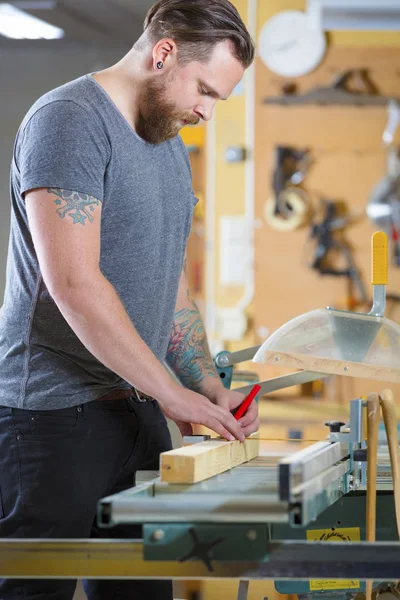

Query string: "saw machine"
[[3, 341, 398, 595], [97, 358, 400, 600]]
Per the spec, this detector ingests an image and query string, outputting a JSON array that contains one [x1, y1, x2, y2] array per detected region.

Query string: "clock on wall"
[[258, 10, 327, 78]]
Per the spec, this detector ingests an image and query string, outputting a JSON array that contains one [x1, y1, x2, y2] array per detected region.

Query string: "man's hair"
[[143, 0, 255, 69]]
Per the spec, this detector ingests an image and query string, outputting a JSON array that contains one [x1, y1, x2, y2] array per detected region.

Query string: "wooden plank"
[[160, 436, 259, 484], [261, 351, 400, 384]]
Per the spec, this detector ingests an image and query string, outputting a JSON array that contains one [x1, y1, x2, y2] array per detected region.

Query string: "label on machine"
[[306, 527, 361, 590]]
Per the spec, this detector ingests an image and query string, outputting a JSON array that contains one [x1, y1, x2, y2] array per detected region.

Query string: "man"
[[0, 0, 258, 597]]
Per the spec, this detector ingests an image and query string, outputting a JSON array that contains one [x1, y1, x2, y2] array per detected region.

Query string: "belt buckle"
[[133, 388, 150, 403]]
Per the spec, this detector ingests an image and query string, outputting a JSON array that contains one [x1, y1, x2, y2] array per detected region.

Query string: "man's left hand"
[[211, 388, 259, 438]]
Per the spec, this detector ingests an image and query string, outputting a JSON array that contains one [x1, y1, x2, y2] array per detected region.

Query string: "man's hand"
[[210, 388, 260, 438], [159, 387, 246, 443]]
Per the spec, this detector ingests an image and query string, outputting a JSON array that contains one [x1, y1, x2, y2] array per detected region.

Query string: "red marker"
[[234, 384, 261, 421]]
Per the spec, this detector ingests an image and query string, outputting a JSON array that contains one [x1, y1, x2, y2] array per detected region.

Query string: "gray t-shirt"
[[0, 74, 197, 409]]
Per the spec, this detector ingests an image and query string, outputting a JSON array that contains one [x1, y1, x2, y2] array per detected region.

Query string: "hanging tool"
[[308, 199, 368, 308], [264, 146, 311, 231], [254, 232, 400, 383], [264, 69, 400, 106]]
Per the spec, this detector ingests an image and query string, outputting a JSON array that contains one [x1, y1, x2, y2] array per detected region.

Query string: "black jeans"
[[0, 397, 173, 600]]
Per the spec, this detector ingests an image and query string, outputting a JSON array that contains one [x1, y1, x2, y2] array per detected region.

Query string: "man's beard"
[[138, 79, 199, 145]]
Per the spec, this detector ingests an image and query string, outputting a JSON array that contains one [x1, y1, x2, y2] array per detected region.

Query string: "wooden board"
[[160, 436, 259, 484], [261, 351, 400, 384]]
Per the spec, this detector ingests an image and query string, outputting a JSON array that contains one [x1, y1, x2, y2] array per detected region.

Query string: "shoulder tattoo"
[[48, 188, 102, 225]]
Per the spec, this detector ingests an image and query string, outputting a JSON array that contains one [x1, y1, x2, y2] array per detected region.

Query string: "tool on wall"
[[367, 100, 400, 267], [305, 199, 400, 323], [264, 146, 312, 231], [306, 199, 368, 310], [264, 69, 400, 106]]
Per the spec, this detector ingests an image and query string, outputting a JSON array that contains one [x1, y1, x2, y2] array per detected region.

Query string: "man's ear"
[[152, 38, 177, 71]]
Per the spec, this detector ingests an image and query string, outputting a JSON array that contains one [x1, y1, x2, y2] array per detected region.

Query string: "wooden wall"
[[254, 47, 400, 401]]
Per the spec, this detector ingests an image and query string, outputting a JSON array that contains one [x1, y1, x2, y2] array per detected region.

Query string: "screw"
[[247, 529, 257, 541], [217, 355, 229, 367], [275, 356, 280, 362], [152, 529, 165, 542], [344, 366, 349, 372]]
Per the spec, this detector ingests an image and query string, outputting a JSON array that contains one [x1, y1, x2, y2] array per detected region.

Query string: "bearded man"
[[0, 1, 257, 598]]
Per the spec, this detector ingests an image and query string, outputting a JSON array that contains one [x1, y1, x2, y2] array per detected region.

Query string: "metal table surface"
[[99, 459, 288, 526]]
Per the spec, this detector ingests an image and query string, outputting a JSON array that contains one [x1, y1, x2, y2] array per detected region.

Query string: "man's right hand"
[[158, 387, 245, 443]]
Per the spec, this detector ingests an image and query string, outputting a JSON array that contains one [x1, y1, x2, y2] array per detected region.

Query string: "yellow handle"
[[371, 231, 388, 285]]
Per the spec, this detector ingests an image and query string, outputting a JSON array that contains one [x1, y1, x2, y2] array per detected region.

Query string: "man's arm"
[[166, 265, 259, 437], [166, 265, 222, 400], [25, 188, 245, 442]]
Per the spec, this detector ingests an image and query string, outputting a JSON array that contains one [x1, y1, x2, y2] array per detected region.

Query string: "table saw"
[[96, 316, 400, 598], [94, 388, 400, 600], [2, 350, 400, 598]]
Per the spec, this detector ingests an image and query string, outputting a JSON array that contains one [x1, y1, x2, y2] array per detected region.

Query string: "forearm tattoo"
[[166, 293, 218, 392], [48, 188, 101, 225]]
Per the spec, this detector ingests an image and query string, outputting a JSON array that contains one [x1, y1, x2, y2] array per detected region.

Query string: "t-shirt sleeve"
[[18, 100, 110, 201]]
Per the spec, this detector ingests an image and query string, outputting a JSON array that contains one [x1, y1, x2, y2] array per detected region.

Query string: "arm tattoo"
[[48, 188, 101, 225], [166, 291, 219, 392]]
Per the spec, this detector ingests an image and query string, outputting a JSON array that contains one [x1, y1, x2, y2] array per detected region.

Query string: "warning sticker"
[[306, 527, 361, 591]]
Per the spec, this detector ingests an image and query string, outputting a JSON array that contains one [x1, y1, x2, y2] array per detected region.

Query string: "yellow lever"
[[371, 231, 388, 286]]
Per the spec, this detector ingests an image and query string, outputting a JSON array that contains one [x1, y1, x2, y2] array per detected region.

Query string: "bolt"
[[152, 529, 165, 542], [247, 529, 257, 541], [217, 355, 229, 367]]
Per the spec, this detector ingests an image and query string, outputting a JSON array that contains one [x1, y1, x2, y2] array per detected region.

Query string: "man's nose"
[[194, 102, 216, 122]]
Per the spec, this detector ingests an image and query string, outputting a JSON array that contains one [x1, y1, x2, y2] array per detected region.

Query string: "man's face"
[[138, 40, 245, 144]]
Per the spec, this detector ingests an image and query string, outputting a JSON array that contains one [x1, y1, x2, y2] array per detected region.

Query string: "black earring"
[[156, 61, 164, 70]]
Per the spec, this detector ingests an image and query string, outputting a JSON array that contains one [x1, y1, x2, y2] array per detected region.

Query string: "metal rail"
[[2, 539, 400, 579]]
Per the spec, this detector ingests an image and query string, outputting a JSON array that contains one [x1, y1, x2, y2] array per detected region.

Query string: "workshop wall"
[[202, 0, 400, 402], [253, 3, 400, 401]]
